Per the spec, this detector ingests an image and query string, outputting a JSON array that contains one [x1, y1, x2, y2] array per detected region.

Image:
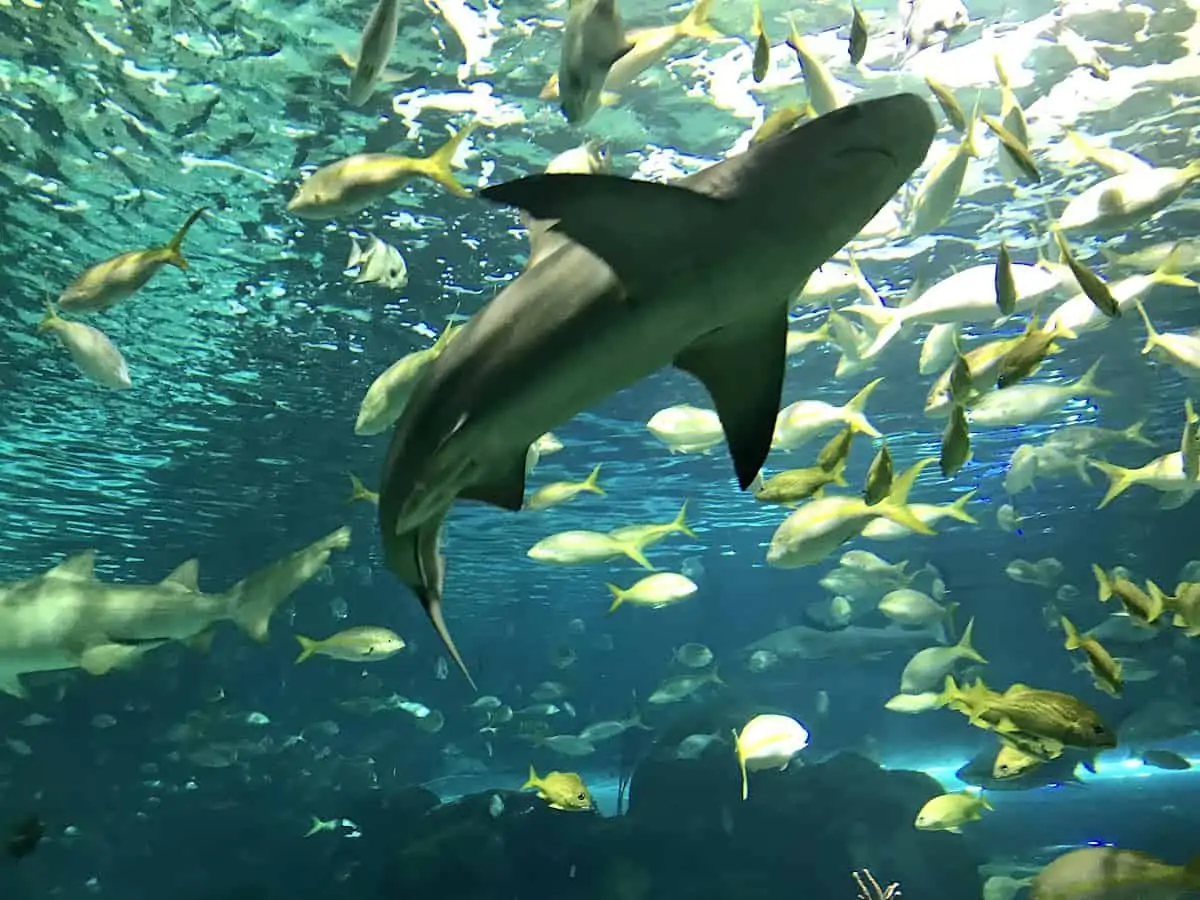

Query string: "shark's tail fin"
[[227, 526, 352, 642]]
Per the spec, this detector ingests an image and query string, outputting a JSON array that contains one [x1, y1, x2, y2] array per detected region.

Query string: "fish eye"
[[577, 792, 587, 801]]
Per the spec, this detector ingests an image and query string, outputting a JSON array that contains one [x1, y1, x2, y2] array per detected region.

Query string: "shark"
[[377, 93, 937, 689], [0, 525, 351, 698]]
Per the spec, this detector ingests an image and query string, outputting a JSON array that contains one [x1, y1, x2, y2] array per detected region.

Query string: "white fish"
[[1092, 450, 1200, 510], [773, 378, 882, 449], [885, 691, 944, 713], [1058, 162, 1200, 235], [898, 617, 986, 693], [345, 235, 408, 290], [39, 307, 131, 389], [733, 713, 809, 800], [425, 0, 502, 84], [647, 404, 725, 453], [558, 0, 632, 124], [859, 492, 976, 540], [1136, 301, 1200, 377], [848, 263, 1063, 360], [908, 114, 977, 237], [900, 0, 969, 56], [919, 322, 960, 375], [346, 0, 401, 107], [1045, 258, 1199, 335], [968, 361, 1110, 428]]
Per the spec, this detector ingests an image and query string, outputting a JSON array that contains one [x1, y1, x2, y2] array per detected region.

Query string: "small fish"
[[751, 105, 810, 146], [38, 305, 132, 390], [1182, 398, 1199, 481], [526, 464, 605, 511], [733, 713, 809, 800], [996, 318, 1077, 389], [902, 0, 969, 56], [345, 472, 380, 506], [304, 816, 340, 838], [558, 0, 632, 124], [488, 793, 505, 818], [345, 0, 401, 107], [863, 443, 894, 505], [522, 765, 594, 811], [1061, 615, 1123, 697], [924, 76, 965, 131], [848, 1, 868, 64], [995, 241, 1017, 316], [1141, 749, 1191, 770], [59, 208, 207, 312], [675, 642, 714, 668], [294, 627, 406, 663], [607, 573, 698, 613], [940, 406, 971, 477], [751, 0, 770, 82], [1053, 230, 1120, 318], [948, 352, 973, 405], [914, 791, 991, 833], [981, 114, 1040, 183], [539, 734, 597, 757]]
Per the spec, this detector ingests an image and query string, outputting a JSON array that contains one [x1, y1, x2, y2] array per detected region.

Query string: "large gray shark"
[[0, 525, 351, 698], [378, 93, 936, 689]]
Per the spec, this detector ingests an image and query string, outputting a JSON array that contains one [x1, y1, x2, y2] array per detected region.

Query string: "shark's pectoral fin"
[[78, 640, 164, 676], [460, 450, 527, 511], [384, 509, 479, 692], [480, 174, 728, 293], [676, 313, 788, 490]]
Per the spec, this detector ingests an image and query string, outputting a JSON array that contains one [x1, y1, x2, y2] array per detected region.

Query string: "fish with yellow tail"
[[59, 208, 207, 313], [1091, 564, 1164, 625], [766, 459, 938, 568], [294, 626, 406, 663], [522, 765, 594, 811], [914, 790, 991, 833], [609, 501, 697, 548], [345, 473, 380, 506], [287, 121, 477, 219], [526, 464, 605, 511], [732, 713, 809, 800], [355, 324, 462, 437], [1060, 615, 1123, 697], [606, 572, 697, 613], [996, 317, 1078, 389]]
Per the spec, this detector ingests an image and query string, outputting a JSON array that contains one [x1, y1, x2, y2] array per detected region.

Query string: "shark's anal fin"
[[676, 312, 788, 490], [480, 174, 729, 295], [460, 450, 527, 511]]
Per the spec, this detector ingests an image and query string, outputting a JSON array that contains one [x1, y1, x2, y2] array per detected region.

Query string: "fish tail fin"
[[346, 472, 374, 505], [962, 100, 980, 158], [605, 583, 626, 614], [415, 120, 479, 198], [671, 500, 698, 537], [1060, 615, 1082, 650], [620, 541, 655, 571], [584, 464, 605, 495], [733, 728, 750, 801], [678, 0, 724, 40], [1075, 359, 1112, 398], [876, 459, 937, 535], [163, 207, 208, 270], [1184, 159, 1200, 182], [1145, 580, 1167, 623], [228, 526, 352, 642], [1121, 419, 1153, 446], [522, 765, 539, 790], [842, 377, 884, 436], [295, 635, 320, 664], [1089, 460, 1135, 509], [945, 489, 978, 524], [1092, 563, 1113, 602], [1149, 243, 1200, 289], [846, 304, 905, 359], [1134, 300, 1161, 355], [37, 301, 60, 333], [957, 616, 987, 664]]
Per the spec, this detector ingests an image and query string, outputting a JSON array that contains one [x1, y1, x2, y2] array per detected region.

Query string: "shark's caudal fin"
[[227, 526, 352, 642], [383, 508, 478, 691]]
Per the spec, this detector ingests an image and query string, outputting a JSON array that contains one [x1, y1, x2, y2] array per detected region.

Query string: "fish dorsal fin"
[[161, 559, 200, 591], [461, 449, 528, 512], [676, 311, 788, 490], [480, 174, 729, 296], [47, 550, 97, 581]]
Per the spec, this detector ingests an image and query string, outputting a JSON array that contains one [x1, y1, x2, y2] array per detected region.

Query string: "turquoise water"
[[2, 0, 1200, 897]]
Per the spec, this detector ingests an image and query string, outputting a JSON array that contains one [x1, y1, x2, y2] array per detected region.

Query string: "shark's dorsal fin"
[[162, 559, 200, 591], [47, 550, 97, 582], [676, 312, 788, 490], [460, 450, 528, 512], [481, 174, 729, 295]]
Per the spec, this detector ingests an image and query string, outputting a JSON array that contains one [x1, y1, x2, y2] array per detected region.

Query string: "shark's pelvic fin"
[[481, 174, 729, 293], [161, 559, 200, 591], [676, 312, 788, 490], [46, 550, 97, 581], [0, 674, 28, 699], [459, 450, 528, 511]]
